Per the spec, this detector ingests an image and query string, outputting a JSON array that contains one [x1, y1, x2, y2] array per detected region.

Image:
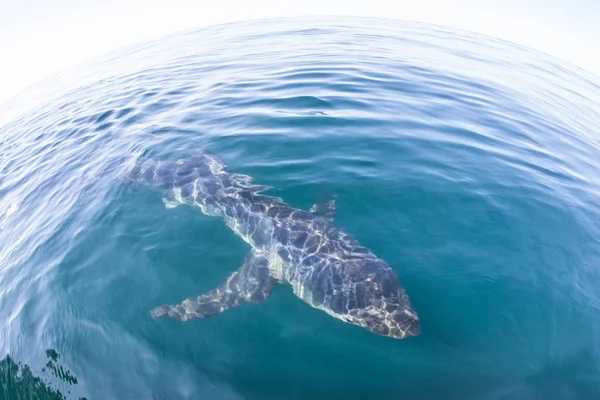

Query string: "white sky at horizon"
[[1, 0, 599, 105]]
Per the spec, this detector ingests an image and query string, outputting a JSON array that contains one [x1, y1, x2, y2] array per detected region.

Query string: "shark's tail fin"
[[125, 153, 285, 210], [126, 153, 227, 190]]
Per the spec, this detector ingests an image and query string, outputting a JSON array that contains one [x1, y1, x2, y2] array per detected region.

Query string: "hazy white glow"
[[1, 0, 599, 103]]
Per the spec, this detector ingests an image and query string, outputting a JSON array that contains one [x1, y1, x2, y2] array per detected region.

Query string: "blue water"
[[2, 16, 600, 400]]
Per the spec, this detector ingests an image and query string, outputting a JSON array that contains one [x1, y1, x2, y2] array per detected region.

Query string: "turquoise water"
[[2, 16, 600, 399]]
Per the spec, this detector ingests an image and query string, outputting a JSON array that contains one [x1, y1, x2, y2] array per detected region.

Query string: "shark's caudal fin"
[[127, 154, 286, 212], [150, 251, 276, 321], [127, 154, 223, 189]]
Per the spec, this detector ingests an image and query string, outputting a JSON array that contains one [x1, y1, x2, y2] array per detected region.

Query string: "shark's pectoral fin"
[[150, 251, 276, 321], [309, 196, 336, 222]]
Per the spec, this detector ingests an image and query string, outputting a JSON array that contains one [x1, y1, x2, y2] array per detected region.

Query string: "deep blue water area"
[[1, 17, 600, 400]]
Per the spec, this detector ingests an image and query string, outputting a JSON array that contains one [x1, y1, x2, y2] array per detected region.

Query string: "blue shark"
[[131, 154, 420, 339]]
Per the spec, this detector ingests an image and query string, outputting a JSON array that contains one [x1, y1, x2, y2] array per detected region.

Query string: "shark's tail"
[[125, 153, 282, 212], [127, 154, 226, 190]]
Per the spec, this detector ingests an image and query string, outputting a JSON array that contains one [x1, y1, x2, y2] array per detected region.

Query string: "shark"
[[131, 153, 420, 339]]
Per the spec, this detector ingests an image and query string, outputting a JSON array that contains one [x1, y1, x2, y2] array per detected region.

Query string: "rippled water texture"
[[2, 17, 600, 400]]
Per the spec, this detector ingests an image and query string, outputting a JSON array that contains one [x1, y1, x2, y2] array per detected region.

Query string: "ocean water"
[[2, 16, 600, 400]]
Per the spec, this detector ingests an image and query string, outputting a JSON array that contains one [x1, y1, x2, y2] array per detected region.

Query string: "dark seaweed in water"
[[0, 350, 86, 400]]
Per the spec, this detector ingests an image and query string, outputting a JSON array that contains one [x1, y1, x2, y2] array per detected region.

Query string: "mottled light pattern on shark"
[[131, 154, 420, 339]]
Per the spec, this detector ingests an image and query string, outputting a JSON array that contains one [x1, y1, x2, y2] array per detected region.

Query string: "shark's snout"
[[395, 309, 421, 338], [368, 308, 421, 339], [335, 263, 421, 339]]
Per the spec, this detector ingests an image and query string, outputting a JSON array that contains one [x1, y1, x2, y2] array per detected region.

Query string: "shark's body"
[[132, 154, 420, 339]]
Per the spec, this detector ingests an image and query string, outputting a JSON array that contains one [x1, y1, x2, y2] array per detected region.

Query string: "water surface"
[[1, 17, 600, 400]]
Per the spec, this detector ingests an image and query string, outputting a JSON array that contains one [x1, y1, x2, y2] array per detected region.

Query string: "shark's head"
[[322, 258, 420, 339]]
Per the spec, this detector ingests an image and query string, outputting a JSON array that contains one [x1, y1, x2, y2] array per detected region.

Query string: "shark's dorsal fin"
[[309, 197, 336, 222]]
